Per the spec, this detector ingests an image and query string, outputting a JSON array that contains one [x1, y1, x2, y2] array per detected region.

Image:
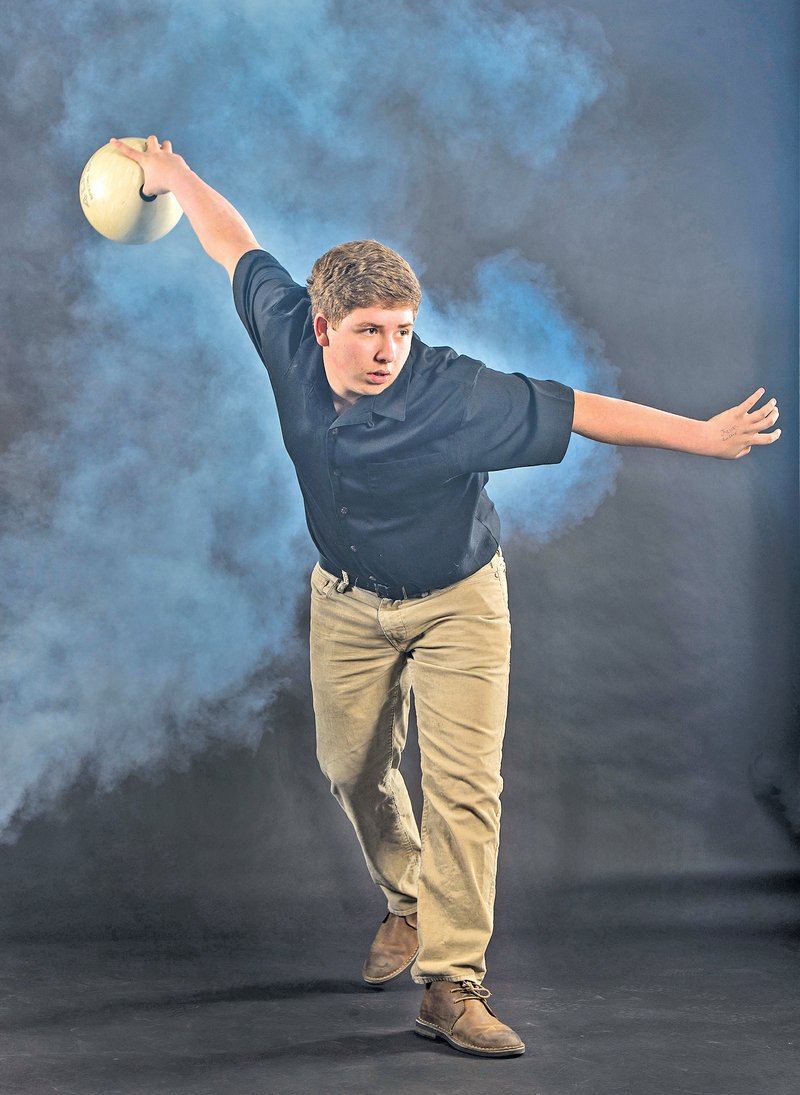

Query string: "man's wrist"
[[164, 164, 198, 198], [693, 418, 721, 458]]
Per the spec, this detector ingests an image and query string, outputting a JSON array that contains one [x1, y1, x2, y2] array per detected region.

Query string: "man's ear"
[[314, 314, 331, 347]]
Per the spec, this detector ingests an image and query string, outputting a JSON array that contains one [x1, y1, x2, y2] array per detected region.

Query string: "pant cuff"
[[412, 973, 484, 985], [387, 904, 418, 917]]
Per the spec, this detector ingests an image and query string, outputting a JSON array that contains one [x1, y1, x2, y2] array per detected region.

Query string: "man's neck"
[[331, 391, 358, 416]]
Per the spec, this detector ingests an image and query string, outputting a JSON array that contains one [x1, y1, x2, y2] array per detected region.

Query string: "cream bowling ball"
[[79, 137, 184, 244]]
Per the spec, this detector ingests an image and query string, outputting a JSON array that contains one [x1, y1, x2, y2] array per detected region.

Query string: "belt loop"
[[335, 570, 351, 593]]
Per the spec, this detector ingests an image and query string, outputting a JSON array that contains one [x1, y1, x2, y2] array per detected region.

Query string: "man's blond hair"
[[307, 240, 422, 328]]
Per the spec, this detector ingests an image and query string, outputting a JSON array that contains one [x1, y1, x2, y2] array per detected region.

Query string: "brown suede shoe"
[[362, 911, 419, 985], [415, 980, 525, 1057]]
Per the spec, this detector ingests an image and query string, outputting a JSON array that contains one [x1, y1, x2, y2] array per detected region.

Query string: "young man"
[[111, 136, 781, 1059]]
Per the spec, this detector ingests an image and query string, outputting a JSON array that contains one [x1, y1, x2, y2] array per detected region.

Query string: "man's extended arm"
[[110, 135, 259, 281], [572, 387, 781, 460]]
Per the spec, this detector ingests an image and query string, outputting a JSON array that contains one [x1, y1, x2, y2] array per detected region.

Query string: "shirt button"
[[339, 506, 349, 515], [349, 545, 357, 552], [332, 469, 342, 477], [330, 427, 338, 436]]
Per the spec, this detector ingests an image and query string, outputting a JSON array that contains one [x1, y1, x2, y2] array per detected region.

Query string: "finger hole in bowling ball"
[[139, 186, 157, 203]]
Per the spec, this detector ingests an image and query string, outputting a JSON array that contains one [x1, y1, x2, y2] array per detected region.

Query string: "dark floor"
[[1, 928, 797, 1095]]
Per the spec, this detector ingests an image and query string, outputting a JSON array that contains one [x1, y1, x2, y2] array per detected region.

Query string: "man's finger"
[[740, 387, 766, 412], [747, 399, 778, 423], [749, 408, 779, 433], [161, 139, 173, 152], [109, 137, 142, 163], [750, 428, 781, 444]]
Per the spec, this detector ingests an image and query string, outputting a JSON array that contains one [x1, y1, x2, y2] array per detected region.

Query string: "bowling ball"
[[79, 137, 184, 244]]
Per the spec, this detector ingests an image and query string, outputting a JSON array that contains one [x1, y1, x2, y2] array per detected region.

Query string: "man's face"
[[314, 305, 415, 408]]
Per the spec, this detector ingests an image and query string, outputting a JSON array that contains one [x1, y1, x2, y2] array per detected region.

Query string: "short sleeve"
[[232, 249, 312, 378], [457, 367, 574, 472]]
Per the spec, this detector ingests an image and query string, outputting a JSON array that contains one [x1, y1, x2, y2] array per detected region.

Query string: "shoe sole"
[[414, 1019, 525, 1058], [362, 947, 419, 985]]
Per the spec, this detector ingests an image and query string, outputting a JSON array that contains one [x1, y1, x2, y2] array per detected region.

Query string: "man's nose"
[[376, 336, 396, 363]]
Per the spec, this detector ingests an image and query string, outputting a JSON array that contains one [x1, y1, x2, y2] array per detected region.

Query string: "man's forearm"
[[169, 168, 260, 276], [572, 391, 710, 453]]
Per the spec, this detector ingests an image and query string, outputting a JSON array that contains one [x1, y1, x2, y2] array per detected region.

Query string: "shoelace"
[[452, 981, 492, 1003]]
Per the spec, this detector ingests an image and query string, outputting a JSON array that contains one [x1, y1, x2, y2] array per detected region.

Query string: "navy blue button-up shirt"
[[233, 249, 574, 597]]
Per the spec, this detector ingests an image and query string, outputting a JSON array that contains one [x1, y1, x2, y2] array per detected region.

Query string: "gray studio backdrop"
[[1, 0, 798, 942]]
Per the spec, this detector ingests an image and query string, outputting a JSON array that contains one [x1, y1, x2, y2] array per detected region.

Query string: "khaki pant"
[[309, 549, 511, 983]]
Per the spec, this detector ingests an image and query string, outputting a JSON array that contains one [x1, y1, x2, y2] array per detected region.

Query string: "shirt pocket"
[[366, 453, 449, 513]]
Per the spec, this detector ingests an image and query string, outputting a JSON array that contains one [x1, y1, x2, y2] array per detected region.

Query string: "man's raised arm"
[[572, 387, 781, 460], [110, 135, 260, 281]]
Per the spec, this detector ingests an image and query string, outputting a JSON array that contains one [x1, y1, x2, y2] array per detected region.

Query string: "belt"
[[318, 555, 432, 600]]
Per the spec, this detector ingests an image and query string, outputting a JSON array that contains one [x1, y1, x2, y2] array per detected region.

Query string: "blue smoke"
[[2, 0, 621, 837]]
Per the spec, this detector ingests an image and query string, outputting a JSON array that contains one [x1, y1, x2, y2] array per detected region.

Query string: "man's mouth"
[[366, 371, 390, 381]]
